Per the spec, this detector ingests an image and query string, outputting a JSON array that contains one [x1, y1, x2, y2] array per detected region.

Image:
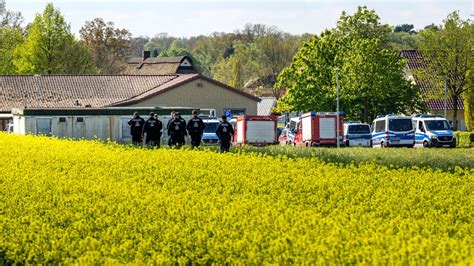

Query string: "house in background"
[[401, 50, 466, 131], [123, 51, 198, 75], [0, 74, 260, 133]]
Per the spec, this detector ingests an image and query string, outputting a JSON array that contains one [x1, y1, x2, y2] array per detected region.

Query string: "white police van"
[[371, 115, 415, 148], [412, 114, 456, 148], [200, 116, 220, 145], [343, 122, 372, 147]]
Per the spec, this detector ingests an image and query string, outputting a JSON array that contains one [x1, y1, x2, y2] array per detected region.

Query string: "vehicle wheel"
[[423, 141, 429, 148]]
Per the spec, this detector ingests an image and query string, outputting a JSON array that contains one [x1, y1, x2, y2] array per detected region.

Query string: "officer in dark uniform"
[[142, 112, 163, 148], [166, 111, 176, 147], [186, 110, 205, 149], [127, 112, 145, 145], [167, 112, 187, 148], [216, 115, 234, 153]]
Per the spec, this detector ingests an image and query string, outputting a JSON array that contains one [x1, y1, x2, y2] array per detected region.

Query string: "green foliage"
[[463, 60, 474, 131], [455, 131, 474, 147], [387, 31, 418, 51], [276, 6, 423, 121], [0, 27, 23, 74], [0, 134, 473, 264], [417, 11, 474, 130], [13, 3, 95, 74]]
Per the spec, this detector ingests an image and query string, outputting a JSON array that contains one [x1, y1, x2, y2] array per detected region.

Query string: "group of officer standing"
[[127, 110, 234, 152]]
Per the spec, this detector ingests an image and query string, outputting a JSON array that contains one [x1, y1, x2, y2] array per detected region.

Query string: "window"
[[121, 118, 132, 139], [76, 117, 84, 123], [36, 118, 52, 136], [204, 122, 219, 133], [418, 121, 425, 132], [375, 120, 386, 133], [59, 117, 66, 123], [348, 125, 370, 134], [389, 119, 412, 132], [425, 120, 450, 131]]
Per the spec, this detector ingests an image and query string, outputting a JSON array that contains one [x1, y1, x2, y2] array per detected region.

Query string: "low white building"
[[11, 107, 199, 143]]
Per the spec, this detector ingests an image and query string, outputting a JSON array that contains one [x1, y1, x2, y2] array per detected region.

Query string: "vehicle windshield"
[[425, 120, 450, 131], [348, 125, 370, 134], [204, 122, 219, 133], [388, 119, 412, 132]]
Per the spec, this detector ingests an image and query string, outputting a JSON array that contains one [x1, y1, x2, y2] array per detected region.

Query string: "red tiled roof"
[[0, 74, 260, 112], [400, 50, 464, 110]]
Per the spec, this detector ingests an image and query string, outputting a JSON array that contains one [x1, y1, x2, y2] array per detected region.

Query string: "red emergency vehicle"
[[293, 112, 344, 146], [233, 115, 278, 146]]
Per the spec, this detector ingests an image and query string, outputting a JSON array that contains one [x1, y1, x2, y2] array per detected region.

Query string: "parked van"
[[371, 115, 415, 148], [343, 122, 372, 147], [412, 114, 456, 148]]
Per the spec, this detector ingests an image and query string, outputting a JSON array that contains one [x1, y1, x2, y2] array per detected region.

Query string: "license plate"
[[443, 145, 450, 147], [391, 140, 399, 143], [392, 137, 400, 141]]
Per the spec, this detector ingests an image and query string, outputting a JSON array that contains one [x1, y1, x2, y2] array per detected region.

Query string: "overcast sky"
[[6, 0, 473, 38]]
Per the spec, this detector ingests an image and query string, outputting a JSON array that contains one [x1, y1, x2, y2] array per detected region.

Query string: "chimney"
[[142, 50, 151, 60], [151, 49, 158, 58]]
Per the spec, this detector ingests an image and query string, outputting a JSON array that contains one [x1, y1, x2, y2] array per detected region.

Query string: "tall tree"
[[417, 11, 473, 130], [275, 7, 424, 122], [0, 0, 22, 28], [0, 0, 24, 74], [80, 18, 131, 74], [13, 3, 95, 74]]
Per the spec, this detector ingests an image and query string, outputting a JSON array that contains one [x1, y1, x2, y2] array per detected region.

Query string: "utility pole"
[[336, 68, 340, 148], [444, 76, 447, 119]]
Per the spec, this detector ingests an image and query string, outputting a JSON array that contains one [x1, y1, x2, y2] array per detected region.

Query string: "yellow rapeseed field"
[[0, 134, 472, 264]]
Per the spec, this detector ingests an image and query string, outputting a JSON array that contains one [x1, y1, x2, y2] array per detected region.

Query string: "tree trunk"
[[452, 94, 458, 130]]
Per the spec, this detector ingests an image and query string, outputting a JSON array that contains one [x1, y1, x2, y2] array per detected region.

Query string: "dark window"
[[224, 108, 246, 116], [375, 120, 386, 133], [59, 117, 66, 123], [348, 125, 370, 134], [425, 120, 450, 131], [204, 122, 219, 133], [388, 119, 412, 132], [418, 121, 424, 131], [76, 117, 84, 123]]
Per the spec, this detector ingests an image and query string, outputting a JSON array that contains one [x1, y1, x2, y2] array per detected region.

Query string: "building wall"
[[431, 110, 467, 131], [129, 78, 259, 116]]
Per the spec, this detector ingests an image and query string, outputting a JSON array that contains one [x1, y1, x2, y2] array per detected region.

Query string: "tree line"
[[0, 1, 472, 130]]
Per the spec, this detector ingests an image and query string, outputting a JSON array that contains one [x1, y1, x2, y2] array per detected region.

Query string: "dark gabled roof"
[[124, 56, 197, 75], [0, 74, 260, 112], [400, 50, 464, 110]]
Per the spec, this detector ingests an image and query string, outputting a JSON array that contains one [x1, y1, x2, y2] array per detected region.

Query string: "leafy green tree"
[[13, 3, 95, 74], [463, 62, 474, 131], [0, 27, 23, 74], [417, 11, 473, 130], [387, 31, 418, 51], [276, 7, 423, 122], [394, 24, 415, 33]]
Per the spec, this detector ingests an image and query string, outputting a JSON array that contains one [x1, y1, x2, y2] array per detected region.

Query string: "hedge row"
[[455, 131, 474, 148]]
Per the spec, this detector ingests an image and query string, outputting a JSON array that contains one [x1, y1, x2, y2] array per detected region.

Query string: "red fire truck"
[[233, 115, 278, 146], [293, 112, 344, 147]]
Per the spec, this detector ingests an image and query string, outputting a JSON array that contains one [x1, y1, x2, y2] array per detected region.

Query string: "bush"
[[455, 131, 474, 148]]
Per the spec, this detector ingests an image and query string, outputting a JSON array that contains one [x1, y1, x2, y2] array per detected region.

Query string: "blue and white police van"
[[343, 122, 372, 147], [412, 114, 456, 148], [371, 115, 415, 148], [200, 116, 220, 145]]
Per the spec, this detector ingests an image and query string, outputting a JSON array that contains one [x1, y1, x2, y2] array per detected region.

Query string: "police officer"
[[186, 110, 205, 149], [167, 112, 187, 148], [216, 115, 234, 153], [142, 112, 163, 148], [128, 112, 145, 145], [166, 111, 176, 147]]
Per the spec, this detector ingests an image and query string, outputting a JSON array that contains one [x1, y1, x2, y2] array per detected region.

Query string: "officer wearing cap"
[[128, 112, 145, 145], [186, 110, 205, 149], [216, 115, 234, 153], [143, 112, 163, 148]]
